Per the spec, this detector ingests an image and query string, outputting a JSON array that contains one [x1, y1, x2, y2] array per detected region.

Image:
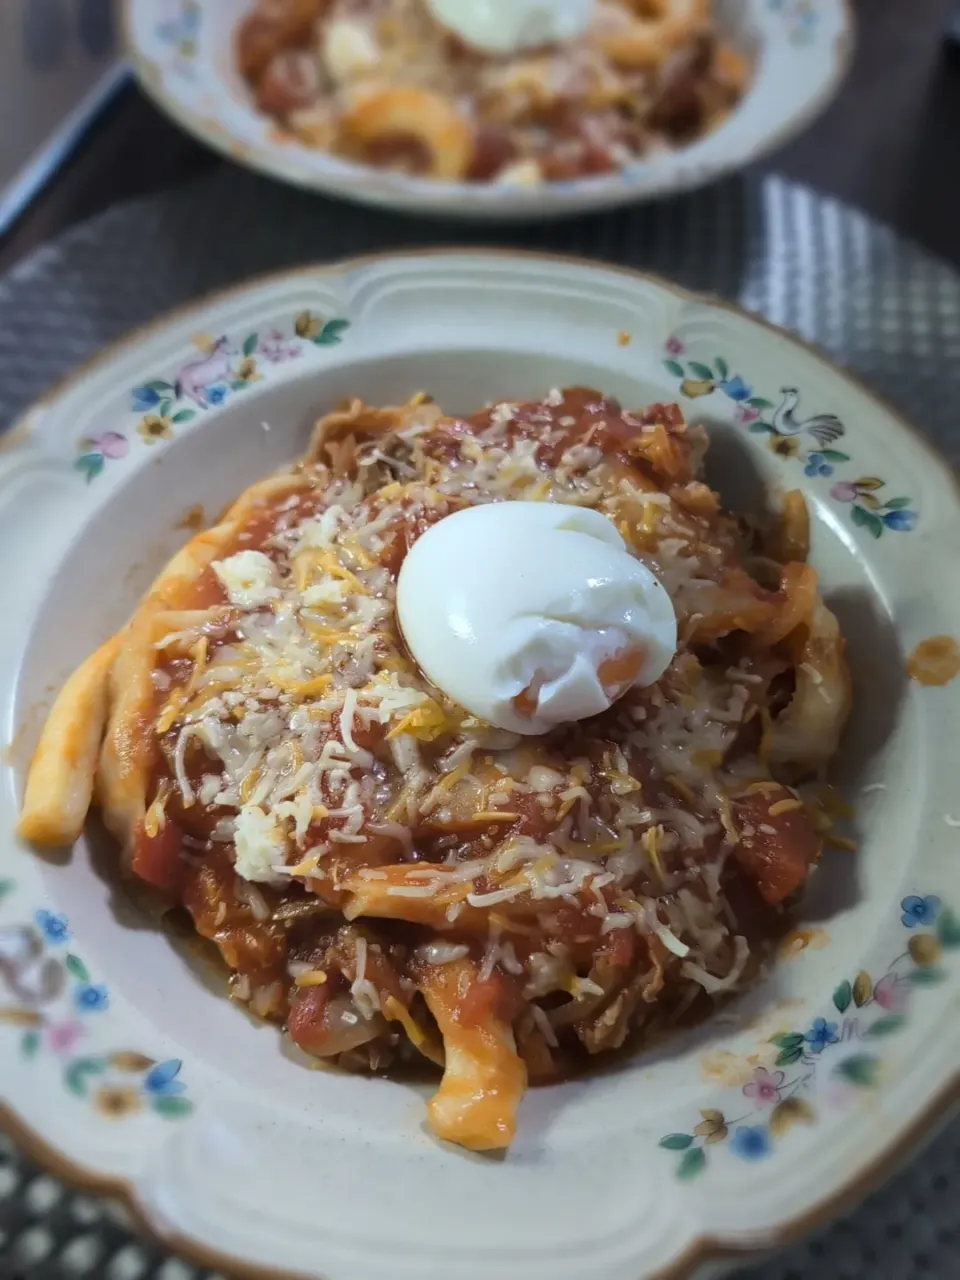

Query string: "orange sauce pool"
[[907, 636, 960, 686]]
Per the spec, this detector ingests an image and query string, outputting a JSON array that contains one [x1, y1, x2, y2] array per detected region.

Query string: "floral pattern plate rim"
[[1, 249, 959, 1280], [120, 0, 854, 220]]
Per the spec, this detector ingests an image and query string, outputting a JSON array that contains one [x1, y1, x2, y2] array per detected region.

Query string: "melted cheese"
[[145, 389, 839, 1028], [213, 550, 280, 609], [234, 803, 287, 882]]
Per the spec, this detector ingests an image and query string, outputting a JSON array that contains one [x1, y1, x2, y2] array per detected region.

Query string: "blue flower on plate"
[[131, 386, 161, 412], [730, 1126, 772, 1160], [718, 375, 753, 402], [206, 384, 228, 406], [34, 909, 69, 945], [882, 509, 917, 532], [143, 1060, 187, 1098], [158, 2, 200, 45], [804, 452, 833, 478], [804, 1016, 839, 1054], [182, 3, 201, 35], [901, 895, 941, 928], [74, 983, 109, 1013]]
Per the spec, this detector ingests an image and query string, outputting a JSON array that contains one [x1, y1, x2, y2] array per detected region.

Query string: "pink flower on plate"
[[830, 481, 859, 503], [743, 1066, 785, 1105], [46, 1020, 85, 1054], [664, 334, 685, 357], [260, 329, 301, 364], [873, 973, 906, 1012], [90, 432, 129, 460], [735, 404, 761, 424]]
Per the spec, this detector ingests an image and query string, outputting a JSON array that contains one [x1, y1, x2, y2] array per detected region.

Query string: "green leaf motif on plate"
[[143, 380, 174, 393], [314, 318, 351, 346], [73, 453, 104, 484], [851, 505, 884, 538], [715, 356, 729, 379], [65, 954, 90, 983], [833, 979, 852, 1013], [749, 422, 774, 434], [771, 1033, 804, 1050], [658, 892, 951, 1178], [659, 1133, 693, 1151], [775, 1045, 804, 1067], [908, 967, 947, 986], [171, 409, 195, 424], [820, 449, 850, 463], [747, 396, 773, 410], [158, 399, 173, 417], [688, 361, 714, 380], [153, 1096, 195, 1119], [0, 878, 14, 900], [883, 496, 912, 510], [662, 359, 685, 378], [21, 1030, 40, 1059], [865, 1015, 905, 1038], [242, 333, 258, 357], [936, 908, 960, 948], [677, 1147, 706, 1181], [836, 1054, 879, 1087], [64, 1056, 106, 1098]]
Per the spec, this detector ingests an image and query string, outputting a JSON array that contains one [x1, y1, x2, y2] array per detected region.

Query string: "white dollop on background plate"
[[396, 501, 677, 734], [424, 0, 593, 55]]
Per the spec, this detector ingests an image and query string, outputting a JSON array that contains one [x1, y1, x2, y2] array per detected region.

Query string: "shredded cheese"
[[139, 387, 846, 1081]]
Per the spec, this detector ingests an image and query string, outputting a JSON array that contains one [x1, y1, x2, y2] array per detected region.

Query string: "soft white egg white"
[[423, 0, 593, 55], [396, 501, 677, 735]]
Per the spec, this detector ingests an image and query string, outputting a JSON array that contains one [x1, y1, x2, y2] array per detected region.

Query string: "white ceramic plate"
[[2, 250, 959, 1280], [122, 0, 853, 220]]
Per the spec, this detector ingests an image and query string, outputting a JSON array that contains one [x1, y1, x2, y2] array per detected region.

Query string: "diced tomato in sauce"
[[377, 494, 470, 576], [731, 786, 821, 905], [468, 124, 519, 180], [639, 402, 687, 430], [215, 924, 288, 980], [501, 792, 563, 844], [287, 985, 332, 1054], [456, 969, 524, 1030], [464, 389, 693, 480], [235, 0, 325, 79], [255, 49, 321, 116], [132, 818, 188, 894], [331, 707, 384, 753], [550, 900, 606, 948], [599, 925, 636, 970]]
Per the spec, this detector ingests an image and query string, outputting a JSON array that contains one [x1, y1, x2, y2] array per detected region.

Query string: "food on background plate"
[[20, 386, 850, 1151], [236, 0, 750, 184]]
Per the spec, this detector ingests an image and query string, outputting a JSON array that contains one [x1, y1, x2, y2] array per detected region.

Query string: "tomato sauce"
[[907, 635, 960, 686], [120, 384, 842, 1097]]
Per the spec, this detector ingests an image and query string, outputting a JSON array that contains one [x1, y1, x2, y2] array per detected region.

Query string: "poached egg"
[[396, 501, 677, 736], [423, 0, 594, 56]]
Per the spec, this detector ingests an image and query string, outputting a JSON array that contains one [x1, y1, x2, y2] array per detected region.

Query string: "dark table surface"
[[0, 0, 959, 277]]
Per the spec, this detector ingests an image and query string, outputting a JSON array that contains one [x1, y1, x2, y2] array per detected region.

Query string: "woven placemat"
[[1, 167, 959, 1280]]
